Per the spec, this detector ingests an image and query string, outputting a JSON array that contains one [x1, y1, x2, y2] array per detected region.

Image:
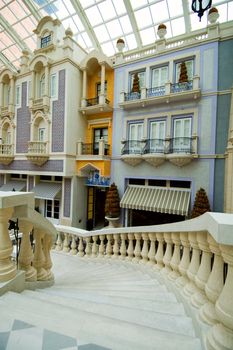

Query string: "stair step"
[[0, 292, 202, 350]]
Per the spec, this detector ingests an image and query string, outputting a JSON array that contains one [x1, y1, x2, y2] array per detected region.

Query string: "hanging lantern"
[[191, 0, 212, 21]]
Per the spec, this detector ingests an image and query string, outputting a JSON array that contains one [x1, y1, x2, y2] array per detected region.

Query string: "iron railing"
[[168, 137, 193, 154], [124, 92, 141, 101], [82, 142, 110, 155], [147, 86, 165, 98], [121, 140, 144, 155], [82, 143, 93, 155], [171, 81, 193, 93], [143, 139, 167, 154], [86, 97, 99, 106]]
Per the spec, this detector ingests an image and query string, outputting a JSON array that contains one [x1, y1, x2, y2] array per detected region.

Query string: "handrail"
[[121, 140, 144, 155]]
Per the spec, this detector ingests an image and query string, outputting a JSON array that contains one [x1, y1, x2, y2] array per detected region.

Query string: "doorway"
[[86, 186, 107, 230]]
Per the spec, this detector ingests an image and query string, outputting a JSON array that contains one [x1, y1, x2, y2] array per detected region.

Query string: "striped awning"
[[0, 181, 26, 192], [32, 182, 62, 200], [120, 185, 191, 216]]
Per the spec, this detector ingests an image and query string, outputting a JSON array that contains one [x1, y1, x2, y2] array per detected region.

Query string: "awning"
[[0, 181, 26, 192], [31, 182, 62, 200], [120, 185, 191, 216]]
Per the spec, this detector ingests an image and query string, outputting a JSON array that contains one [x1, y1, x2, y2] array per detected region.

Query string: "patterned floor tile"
[[0, 331, 10, 350], [42, 329, 78, 350], [78, 344, 111, 350], [6, 327, 43, 350]]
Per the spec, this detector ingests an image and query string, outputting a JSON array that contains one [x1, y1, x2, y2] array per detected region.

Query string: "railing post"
[[148, 234, 156, 265], [165, 81, 171, 95], [99, 137, 105, 156], [33, 230, 48, 281], [141, 87, 147, 99], [155, 233, 164, 270], [0, 207, 16, 282], [191, 231, 212, 308], [119, 233, 127, 259], [77, 140, 83, 156], [133, 233, 142, 263], [120, 91, 125, 103], [18, 221, 37, 282], [43, 234, 54, 280], [168, 233, 181, 279], [161, 232, 173, 274], [200, 234, 224, 325], [126, 233, 134, 261], [207, 245, 233, 350], [176, 232, 190, 287], [140, 233, 149, 264], [193, 75, 200, 90]]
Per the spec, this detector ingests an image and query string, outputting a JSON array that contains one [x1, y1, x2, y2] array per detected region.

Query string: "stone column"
[[31, 70, 36, 100], [0, 82, 3, 109], [9, 77, 15, 106], [18, 221, 37, 282], [81, 69, 87, 107], [0, 207, 16, 282], [99, 63, 106, 104], [44, 65, 49, 97]]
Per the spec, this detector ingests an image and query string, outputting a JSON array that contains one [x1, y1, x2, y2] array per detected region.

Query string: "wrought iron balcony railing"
[[124, 92, 141, 101], [143, 139, 167, 154], [171, 81, 193, 93], [86, 97, 110, 107], [82, 142, 110, 156], [121, 140, 144, 155], [147, 86, 166, 98], [168, 137, 193, 154]]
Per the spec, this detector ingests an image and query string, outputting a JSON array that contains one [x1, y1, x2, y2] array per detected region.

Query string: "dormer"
[[33, 16, 65, 54]]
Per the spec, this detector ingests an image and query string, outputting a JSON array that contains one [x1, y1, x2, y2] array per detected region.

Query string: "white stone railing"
[[0, 144, 13, 155], [0, 191, 57, 287], [54, 212, 233, 350], [28, 141, 48, 154]]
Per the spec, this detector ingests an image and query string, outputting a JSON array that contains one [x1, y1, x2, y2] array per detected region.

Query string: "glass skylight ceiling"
[[0, 0, 233, 71]]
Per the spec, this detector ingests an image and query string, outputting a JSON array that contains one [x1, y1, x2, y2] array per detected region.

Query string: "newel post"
[[43, 234, 54, 281], [33, 230, 48, 281]]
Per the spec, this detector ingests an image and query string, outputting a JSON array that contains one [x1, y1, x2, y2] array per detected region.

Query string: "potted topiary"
[[105, 183, 121, 227], [208, 7, 219, 24], [157, 23, 167, 39], [116, 38, 125, 52]]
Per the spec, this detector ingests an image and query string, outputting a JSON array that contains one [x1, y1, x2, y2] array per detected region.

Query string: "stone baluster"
[[148, 234, 156, 265], [105, 235, 113, 258], [161, 232, 173, 275], [126, 233, 134, 261], [140, 233, 149, 264], [0, 207, 16, 282], [191, 231, 212, 308], [63, 233, 70, 252], [183, 232, 201, 297], [91, 236, 98, 257], [33, 230, 48, 281], [168, 233, 181, 280], [70, 235, 77, 255], [112, 234, 119, 258], [18, 221, 37, 282], [133, 233, 142, 263], [85, 237, 92, 258], [207, 245, 233, 350], [119, 233, 127, 259], [200, 234, 224, 325], [176, 232, 190, 287], [98, 235, 105, 257], [55, 232, 63, 251], [42, 234, 54, 280], [77, 237, 84, 257], [155, 233, 164, 270]]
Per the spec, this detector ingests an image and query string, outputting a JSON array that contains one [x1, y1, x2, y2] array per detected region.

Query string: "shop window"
[[175, 59, 194, 82], [170, 180, 191, 188], [151, 66, 168, 87], [148, 179, 166, 187], [129, 178, 145, 185], [41, 34, 51, 48], [40, 175, 52, 181]]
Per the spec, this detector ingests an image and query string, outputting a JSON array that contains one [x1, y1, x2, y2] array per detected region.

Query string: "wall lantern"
[[191, 0, 212, 21]]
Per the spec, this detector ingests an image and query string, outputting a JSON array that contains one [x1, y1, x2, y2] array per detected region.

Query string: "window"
[[93, 128, 108, 155], [40, 175, 52, 181], [149, 120, 166, 152], [39, 74, 45, 97], [129, 178, 145, 185], [50, 74, 57, 99], [128, 122, 143, 153], [38, 128, 45, 142], [172, 117, 192, 152], [130, 70, 145, 92], [16, 85, 21, 106], [41, 34, 51, 48], [45, 200, 60, 219], [96, 81, 107, 96], [27, 81, 31, 105], [151, 66, 168, 87], [175, 59, 194, 82]]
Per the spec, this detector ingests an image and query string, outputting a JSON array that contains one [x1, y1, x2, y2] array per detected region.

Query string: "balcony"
[[79, 95, 113, 115], [77, 139, 110, 160], [119, 76, 200, 109], [0, 144, 14, 165], [26, 141, 49, 166], [0, 104, 15, 118], [29, 96, 50, 113], [121, 137, 197, 167]]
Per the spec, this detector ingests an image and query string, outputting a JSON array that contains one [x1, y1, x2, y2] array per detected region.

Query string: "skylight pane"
[[82, 32, 93, 48], [135, 8, 153, 29], [85, 6, 103, 26], [98, 0, 116, 21], [9, 1, 28, 19], [190, 13, 207, 31], [106, 19, 123, 38], [75, 34, 87, 49], [217, 4, 228, 22], [101, 41, 115, 56], [1, 6, 17, 24], [13, 22, 30, 38], [150, 1, 169, 24], [79, 0, 95, 8], [94, 24, 110, 43], [53, 0, 69, 19], [9, 44, 21, 58], [130, 0, 148, 10], [119, 15, 133, 34], [24, 36, 37, 49], [21, 16, 36, 34], [3, 48, 16, 62], [228, 2, 233, 20], [125, 33, 137, 50], [113, 0, 126, 15], [140, 27, 156, 45], [167, 0, 183, 17], [62, 18, 77, 34], [63, 0, 75, 15], [0, 32, 14, 47], [72, 15, 85, 32], [171, 17, 185, 36]]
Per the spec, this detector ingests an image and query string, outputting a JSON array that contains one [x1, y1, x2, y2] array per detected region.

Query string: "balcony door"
[[93, 128, 108, 155], [173, 117, 192, 152], [128, 123, 143, 154], [150, 121, 165, 152], [151, 66, 168, 88]]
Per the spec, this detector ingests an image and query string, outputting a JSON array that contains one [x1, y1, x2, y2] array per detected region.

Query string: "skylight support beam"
[[0, 53, 17, 72], [123, 0, 142, 49], [182, 0, 191, 33], [70, 0, 103, 52], [0, 14, 31, 52], [22, 0, 42, 22]]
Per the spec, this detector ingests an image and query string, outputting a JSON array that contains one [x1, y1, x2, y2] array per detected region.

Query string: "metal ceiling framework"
[[0, 0, 232, 72]]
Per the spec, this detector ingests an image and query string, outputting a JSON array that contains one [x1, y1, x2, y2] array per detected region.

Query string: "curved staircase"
[[0, 251, 202, 350]]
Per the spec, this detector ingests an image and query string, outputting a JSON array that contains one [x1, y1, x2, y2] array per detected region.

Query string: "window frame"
[[45, 199, 60, 219], [50, 73, 58, 99], [15, 85, 21, 107], [151, 65, 169, 88], [129, 69, 146, 92], [41, 34, 52, 48], [174, 58, 194, 83]]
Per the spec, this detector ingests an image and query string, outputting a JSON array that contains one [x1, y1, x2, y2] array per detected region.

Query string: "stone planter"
[[105, 216, 120, 228]]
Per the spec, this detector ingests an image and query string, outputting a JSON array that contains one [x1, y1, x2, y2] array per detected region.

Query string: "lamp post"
[[191, 0, 212, 21]]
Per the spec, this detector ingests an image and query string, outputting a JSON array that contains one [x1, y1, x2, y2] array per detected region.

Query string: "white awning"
[[120, 185, 191, 216], [0, 181, 26, 192], [32, 183, 62, 200]]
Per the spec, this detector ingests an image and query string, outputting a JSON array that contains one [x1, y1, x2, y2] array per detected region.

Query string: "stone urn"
[[208, 7, 219, 24], [157, 24, 167, 39]]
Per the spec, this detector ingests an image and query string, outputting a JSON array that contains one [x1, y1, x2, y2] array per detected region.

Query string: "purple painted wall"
[[0, 160, 63, 172], [16, 82, 30, 153], [52, 70, 65, 152], [28, 176, 34, 191], [63, 178, 71, 217]]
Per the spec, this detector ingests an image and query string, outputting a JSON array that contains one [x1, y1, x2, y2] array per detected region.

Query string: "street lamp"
[[191, 0, 212, 21]]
